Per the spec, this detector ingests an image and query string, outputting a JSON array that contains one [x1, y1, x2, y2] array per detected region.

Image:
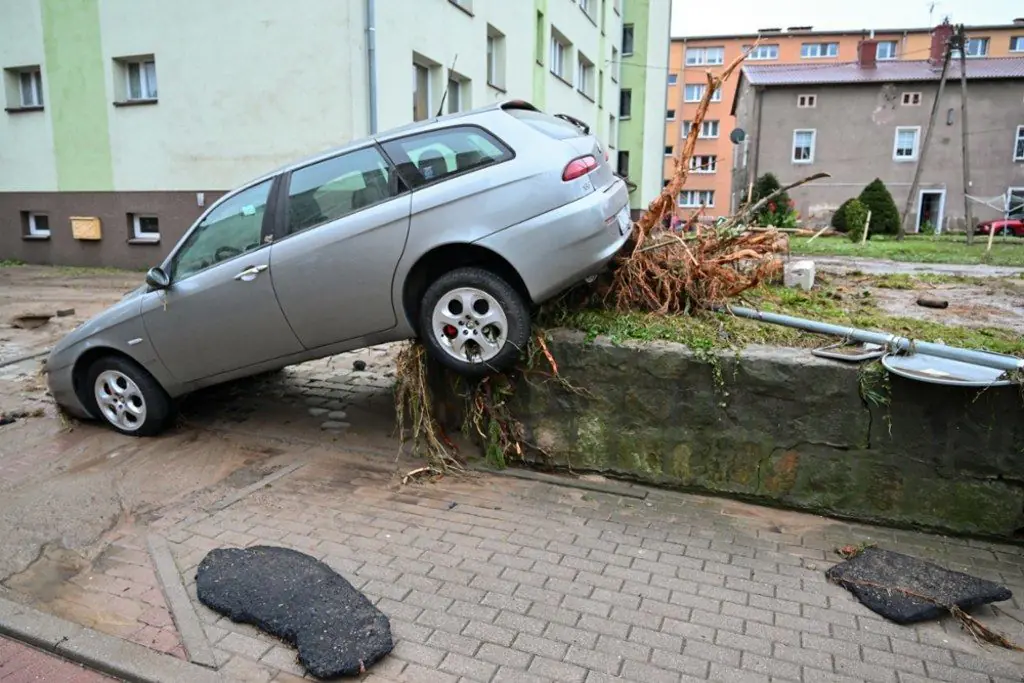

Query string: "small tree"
[[858, 178, 900, 235], [831, 198, 856, 233], [844, 199, 870, 243], [749, 173, 793, 226]]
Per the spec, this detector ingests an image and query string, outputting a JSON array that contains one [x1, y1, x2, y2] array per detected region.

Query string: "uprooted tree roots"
[[394, 40, 828, 473]]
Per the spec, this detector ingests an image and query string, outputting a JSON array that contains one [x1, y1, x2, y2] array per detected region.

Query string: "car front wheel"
[[85, 355, 172, 436], [419, 267, 531, 377]]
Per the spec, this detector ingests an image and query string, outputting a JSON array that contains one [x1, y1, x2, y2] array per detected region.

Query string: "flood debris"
[[917, 292, 950, 309], [196, 546, 393, 678], [827, 546, 1021, 650], [10, 313, 52, 330]]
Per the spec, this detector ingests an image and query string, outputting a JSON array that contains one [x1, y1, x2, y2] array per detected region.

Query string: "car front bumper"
[[45, 359, 93, 419]]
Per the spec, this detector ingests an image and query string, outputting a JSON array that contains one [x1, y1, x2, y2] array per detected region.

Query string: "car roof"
[[251, 100, 538, 183]]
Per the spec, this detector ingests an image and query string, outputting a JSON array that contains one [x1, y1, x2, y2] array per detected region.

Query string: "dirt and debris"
[[916, 293, 949, 309]]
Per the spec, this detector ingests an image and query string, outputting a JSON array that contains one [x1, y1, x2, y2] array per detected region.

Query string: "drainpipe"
[[366, 0, 378, 134]]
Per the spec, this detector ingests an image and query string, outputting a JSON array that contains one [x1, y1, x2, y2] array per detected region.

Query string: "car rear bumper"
[[45, 361, 92, 419], [475, 177, 631, 303]]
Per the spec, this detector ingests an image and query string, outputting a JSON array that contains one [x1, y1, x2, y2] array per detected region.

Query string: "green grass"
[[544, 282, 1024, 357], [790, 235, 1024, 266]]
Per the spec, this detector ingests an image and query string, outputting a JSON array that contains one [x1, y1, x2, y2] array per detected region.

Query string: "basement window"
[[22, 211, 50, 239], [130, 214, 160, 243]]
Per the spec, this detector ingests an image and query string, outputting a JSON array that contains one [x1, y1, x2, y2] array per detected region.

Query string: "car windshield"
[[505, 108, 584, 140]]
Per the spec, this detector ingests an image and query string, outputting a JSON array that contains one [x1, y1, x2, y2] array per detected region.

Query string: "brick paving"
[[0, 636, 117, 682], [3, 342, 1024, 681]]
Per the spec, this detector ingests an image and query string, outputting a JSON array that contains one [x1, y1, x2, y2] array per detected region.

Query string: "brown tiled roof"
[[741, 56, 1024, 86]]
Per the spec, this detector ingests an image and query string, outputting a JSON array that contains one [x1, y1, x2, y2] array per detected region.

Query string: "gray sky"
[[670, 0, 1023, 37]]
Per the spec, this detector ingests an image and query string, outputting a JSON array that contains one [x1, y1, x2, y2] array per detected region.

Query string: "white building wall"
[[98, 0, 367, 191], [0, 0, 57, 192]]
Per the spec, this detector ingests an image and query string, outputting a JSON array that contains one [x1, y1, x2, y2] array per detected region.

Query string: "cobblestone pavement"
[[0, 636, 117, 682], [1, 266, 1024, 681]]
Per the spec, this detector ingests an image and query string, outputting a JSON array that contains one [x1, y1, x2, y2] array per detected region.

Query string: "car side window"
[[382, 126, 512, 190], [286, 146, 399, 235], [170, 179, 272, 280]]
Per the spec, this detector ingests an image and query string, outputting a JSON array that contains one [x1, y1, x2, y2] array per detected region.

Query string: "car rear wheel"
[[1000, 227, 1013, 237], [86, 355, 172, 436], [419, 267, 530, 377]]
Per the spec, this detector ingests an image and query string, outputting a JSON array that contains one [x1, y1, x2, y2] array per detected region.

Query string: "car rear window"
[[505, 108, 584, 140], [382, 126, 512, 190]]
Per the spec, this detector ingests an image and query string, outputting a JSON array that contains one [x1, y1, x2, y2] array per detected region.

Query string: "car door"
[[140, 177, 304, 383], [268, 145, 411, 349]]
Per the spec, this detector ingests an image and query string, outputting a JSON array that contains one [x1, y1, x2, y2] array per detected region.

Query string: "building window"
[[800, 42, 838, 58], [535, 11, 545, 65], [792, 129, 816, 163], [550, 31, 571, 82], [616, 150, 629, 177], [579, 0, 595, 21], [684, 120, 720, 138], [690, 155, 717, 173], [1011, 36, 1024, 53], [621, 24, 634, 56], [1014, 125, 1024, 161], [611, 47, 620, 82], [965, 37, 989, 57], [130, 214, 160, 242], [664, 145, 674, 156], [876, 41, 898, 60], [666, 108, 675, 120], [486, 25, 506, 90], [22, 212, 50, 238], [116, 57, 158, 101], [679, 190, 714, 207], [446, 75, 466, 114], [797, 94, 817, 108], [619, 88, 631, 118], [685, 47, 725, 66], [577, 53, 595, 98], [413, 62, 431, 121], [901, 92, 922, 106], [744, 44, 779, 60], [893, 126, 920, 161], [668, 73, 678, 85], [608, 113, 616, 147], [7, 67, 44, 108], [684, 84, 720, 102]]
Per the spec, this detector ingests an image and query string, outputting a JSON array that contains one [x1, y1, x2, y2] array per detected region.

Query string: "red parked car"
[[975, 218, 1024, 237]]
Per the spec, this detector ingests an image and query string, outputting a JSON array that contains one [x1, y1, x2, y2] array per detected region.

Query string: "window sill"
[[893, 158, 917, 163], [113, 98, 158, 107], [536, 60, 544, 68], [620, 115, 631, 121], [622, 51, 634, 58], [447, 0, 473, 17], [22, 234, 50, 241], [577, 89, 595, 103], [5, 105, 44, 114], [487, 82, 507, 94], [128, 237, 161, 245], [551, 71, 573, 88], [792, 160, 814, 165], [579, 6, 597, 26]]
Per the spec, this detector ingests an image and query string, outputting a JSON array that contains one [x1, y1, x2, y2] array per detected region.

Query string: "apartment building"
[[668, 18, 1024, 218], [1, 0, 669, 268], [731, 27, 1024, 232]]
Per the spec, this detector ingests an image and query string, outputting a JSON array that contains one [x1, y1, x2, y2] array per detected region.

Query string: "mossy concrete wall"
[[444, 331, 1024, 538]]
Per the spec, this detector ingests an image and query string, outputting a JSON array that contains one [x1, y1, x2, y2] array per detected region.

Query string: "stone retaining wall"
[[442, 331, 1024, 538]]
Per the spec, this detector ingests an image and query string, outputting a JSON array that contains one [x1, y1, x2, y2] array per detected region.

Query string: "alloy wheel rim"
[[431, 287, 509, 364], [94, 370, 147, 431]]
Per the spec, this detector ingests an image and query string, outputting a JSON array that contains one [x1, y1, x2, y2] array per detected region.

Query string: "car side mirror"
[[145, 267, 170, 290]]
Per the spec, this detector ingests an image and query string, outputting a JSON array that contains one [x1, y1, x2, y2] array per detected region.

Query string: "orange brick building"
[[666, 20, 1024, 217]]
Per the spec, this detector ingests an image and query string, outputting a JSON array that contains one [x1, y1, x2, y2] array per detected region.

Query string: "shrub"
[[858, 178, 900, 235], [750, 173, 796, 227], [845, 199, 870, 243], [919, 219, 936, 236], [831, 198, 856, 232]]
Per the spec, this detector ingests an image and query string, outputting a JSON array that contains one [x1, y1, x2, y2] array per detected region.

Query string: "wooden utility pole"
[[958, 25, 974, 245], [898, 31, 952, 240]]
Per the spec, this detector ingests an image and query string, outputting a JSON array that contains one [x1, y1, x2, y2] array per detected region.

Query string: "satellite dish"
[[730, 128, 747, 144]]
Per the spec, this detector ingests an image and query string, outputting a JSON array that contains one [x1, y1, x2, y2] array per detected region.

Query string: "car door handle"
[[234, 264, 268, 281]]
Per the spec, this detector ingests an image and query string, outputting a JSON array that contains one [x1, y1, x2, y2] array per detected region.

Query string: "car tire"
[[85, 355, 172, 437], [418, 267, 531, 378], [1000, 227, 1012, 237]]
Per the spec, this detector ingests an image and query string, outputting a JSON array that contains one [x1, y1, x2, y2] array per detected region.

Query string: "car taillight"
[[563, 155, 598, 181]]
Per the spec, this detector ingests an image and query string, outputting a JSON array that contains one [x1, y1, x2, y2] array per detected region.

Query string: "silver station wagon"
[[46, 100, 631, 435]]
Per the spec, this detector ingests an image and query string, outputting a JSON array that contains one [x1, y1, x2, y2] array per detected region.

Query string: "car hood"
[[48, 285, 147, 363]]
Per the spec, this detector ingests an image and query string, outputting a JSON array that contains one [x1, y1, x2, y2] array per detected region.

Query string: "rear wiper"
[[555, 113, 590, 135]]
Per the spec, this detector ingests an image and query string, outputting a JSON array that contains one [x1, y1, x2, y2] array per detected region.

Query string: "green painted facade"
[[532, 0, 548, 108], [618, 0, 649, 209], [41, 0, 113, 191]]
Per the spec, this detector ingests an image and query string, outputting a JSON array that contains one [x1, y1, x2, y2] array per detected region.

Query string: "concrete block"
[[784, 259, 816, 290]]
